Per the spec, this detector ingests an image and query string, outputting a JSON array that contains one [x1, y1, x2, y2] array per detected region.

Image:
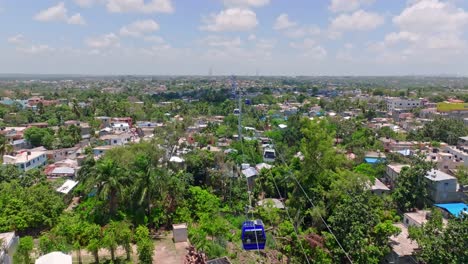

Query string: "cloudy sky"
[[1, 0, 468, 75]]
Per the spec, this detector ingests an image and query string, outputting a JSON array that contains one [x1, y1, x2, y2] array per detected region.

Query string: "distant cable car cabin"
[[241, 219, 266, 250], [234, 108, 240, 115], [263, 148, 276, 163], [245, 99, 251, 105]]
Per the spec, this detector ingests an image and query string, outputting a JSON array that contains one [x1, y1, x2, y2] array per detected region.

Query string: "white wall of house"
[[386, 98, 421, 111], [3, 152, 47, 171]]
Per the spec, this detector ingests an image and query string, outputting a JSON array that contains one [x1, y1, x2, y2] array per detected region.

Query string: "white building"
[[100, 133, 133, 146], [3, 150, 47, 171], [444, 145, 468, 167], [424, 169, 463, 203], [386, 98, 421, 111], [111, 122, 130, 133]]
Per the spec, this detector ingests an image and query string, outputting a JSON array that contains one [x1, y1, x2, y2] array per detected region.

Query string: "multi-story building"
[[424, 169, 464, 203], [386, 97, 422, 112]]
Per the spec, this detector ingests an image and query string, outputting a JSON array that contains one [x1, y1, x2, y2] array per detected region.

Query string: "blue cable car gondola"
[[245, 99, 251, 105], [241, 219, 266, 250], [234, 108, 240, 115]]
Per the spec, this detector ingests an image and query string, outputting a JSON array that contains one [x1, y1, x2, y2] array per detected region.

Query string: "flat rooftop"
[[3, 150, 45, 164], [389, 223, 418, 257], [388, 164, 409, 173], [425, 169, 456, 181]]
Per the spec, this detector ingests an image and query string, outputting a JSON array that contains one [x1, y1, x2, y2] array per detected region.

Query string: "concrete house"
[[385, 164, 409, 188], [424, 169, 464, 203], [3, 150, 47, 171], [386, 97, 421, 112], [100, 133, 134, 146]]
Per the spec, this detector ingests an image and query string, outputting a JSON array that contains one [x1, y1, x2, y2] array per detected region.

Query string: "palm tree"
[[93, 158, 130, 215], [71, 99, 81, 119], [0, 135, 13, 163], [132, 154, 164, 223]]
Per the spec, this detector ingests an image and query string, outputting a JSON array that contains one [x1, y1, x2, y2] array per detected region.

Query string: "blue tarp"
[[434, 203, 468, 217], [364, 158, 386, 164]]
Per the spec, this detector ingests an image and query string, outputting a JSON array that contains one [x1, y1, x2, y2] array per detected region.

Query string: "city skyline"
[[1, 0, 468, 76]]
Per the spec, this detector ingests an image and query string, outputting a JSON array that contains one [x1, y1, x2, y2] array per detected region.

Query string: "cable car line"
[[234, 76, 264, 254], [234, 79, 308, 263], [245, 105, 353, 263], [270, 136, 354, 264], [267, 168, 312, 264]]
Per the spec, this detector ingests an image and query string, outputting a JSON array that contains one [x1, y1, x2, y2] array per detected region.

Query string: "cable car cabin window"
[[243, 230, 266, 243]]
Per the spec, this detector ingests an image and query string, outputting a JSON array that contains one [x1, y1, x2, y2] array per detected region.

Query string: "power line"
[[235, 81, 310, 263], [247, 107, 354, 263], [235, 77, 261, 257], [267, 168, 312, 264]]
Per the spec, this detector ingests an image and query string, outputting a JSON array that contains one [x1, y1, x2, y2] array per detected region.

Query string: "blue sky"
[[1, 0, 468, 75]]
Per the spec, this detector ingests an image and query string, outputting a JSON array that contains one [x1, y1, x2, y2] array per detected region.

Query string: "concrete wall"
[[426, 178, 461, 203]]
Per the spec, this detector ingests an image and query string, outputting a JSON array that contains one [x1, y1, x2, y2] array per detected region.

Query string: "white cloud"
[[328, 0, 374, 13], [370, 0, 468, 62], [274, 14, 296, 30], [330, 10, 384, 32], [223, 0, 270, 7], [274, 13, 320, 38], [17, 45, 54, 54], [201, 8, 258, 32], [201, 35, 242, 49], [384, 31, 419, 44], [255, 39, 275, 50], [7, 34, 25, 45], [34, 2, 68, 22], [289, 38, 327, 59], [34, 2, 86, 25], [248, 34, 256, 41], [85, 33, 120, 48], [144, 35, 165, 43], [106, 0, 174, 14], [393, 0, 468, 34], [67, 13, 86, 25], [426, 34, 466, 50], [74, 0, 95, 8], [120, 19, 160, 37], [284, 25, 320, 38]]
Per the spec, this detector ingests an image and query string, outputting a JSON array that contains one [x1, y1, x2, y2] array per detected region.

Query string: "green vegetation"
[[409, 210, 468, 263], [14, 236, 34, 264], [0, 78, 467, 263]]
